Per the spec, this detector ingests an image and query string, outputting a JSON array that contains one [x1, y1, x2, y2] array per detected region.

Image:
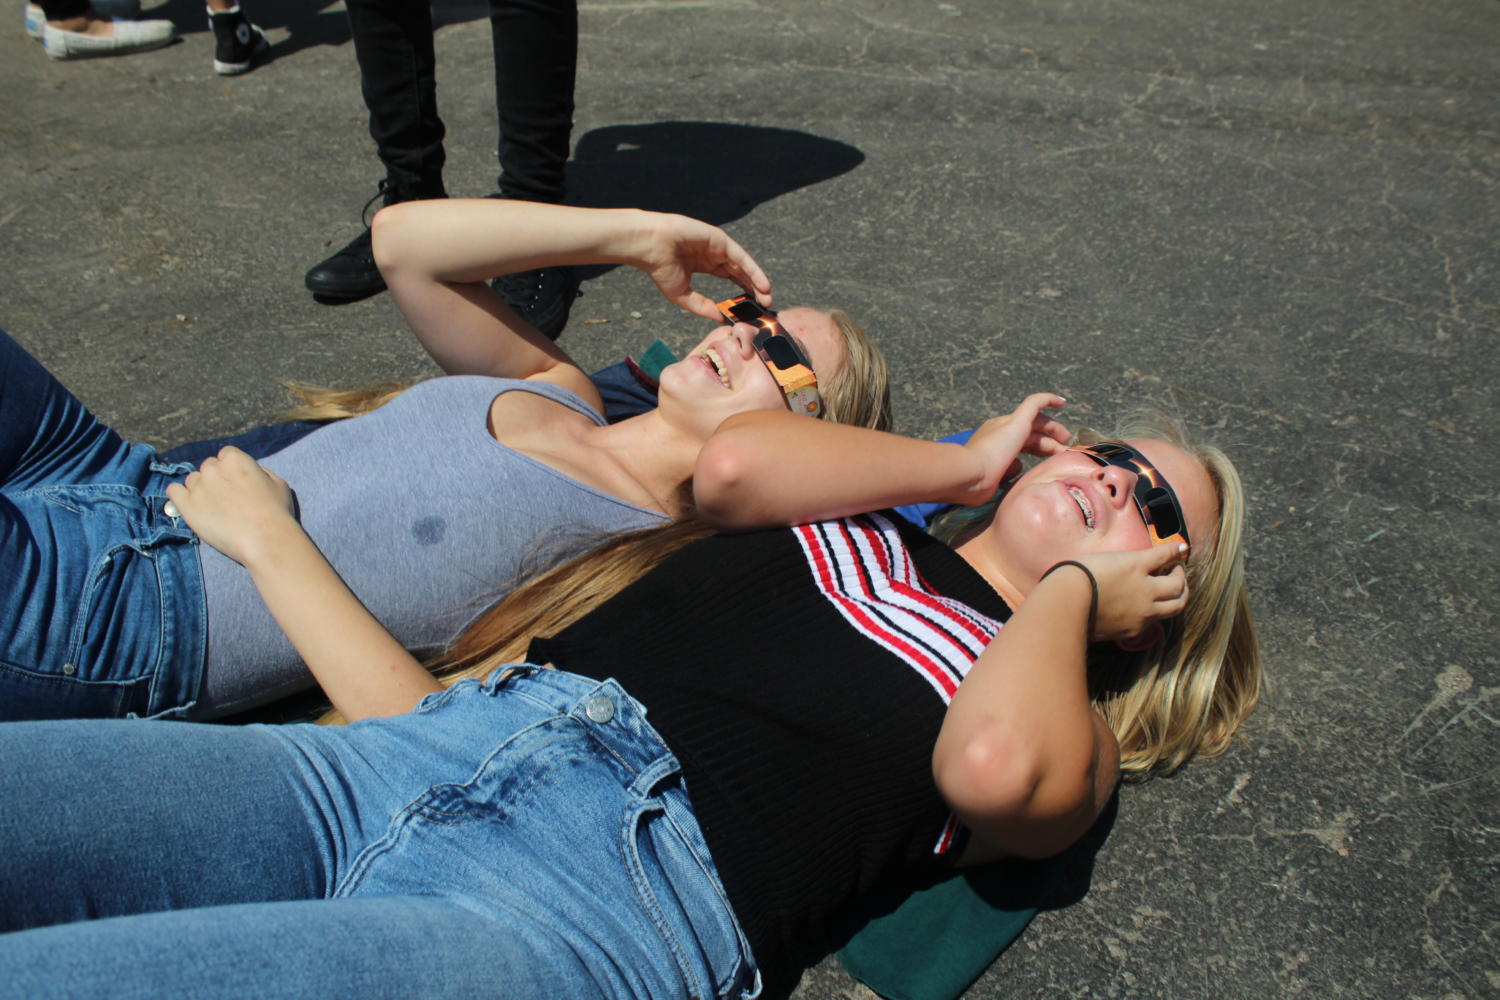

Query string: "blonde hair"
[[818, 308, 893, 431], [278, 381, 409, 422], [1085, 414, 1261, 777], [279, 307, 891, 432], [433, 518, 716, 687], [932, 412, 1263, 777]]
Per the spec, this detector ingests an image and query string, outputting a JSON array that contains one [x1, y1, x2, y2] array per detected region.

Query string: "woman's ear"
[[1114, 623, 1164, 652]]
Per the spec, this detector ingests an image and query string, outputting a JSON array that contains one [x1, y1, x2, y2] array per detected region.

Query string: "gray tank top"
[[194, 377, 668, 716]]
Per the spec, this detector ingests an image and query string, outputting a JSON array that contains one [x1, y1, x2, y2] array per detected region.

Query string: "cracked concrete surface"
[[3, 0, 1496, 997]]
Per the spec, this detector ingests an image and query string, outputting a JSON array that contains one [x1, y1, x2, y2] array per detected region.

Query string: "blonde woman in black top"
[[0, 387, 1260, 997]]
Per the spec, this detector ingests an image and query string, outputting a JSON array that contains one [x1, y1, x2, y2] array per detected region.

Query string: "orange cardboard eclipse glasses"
[[715, 295, 823, 418]]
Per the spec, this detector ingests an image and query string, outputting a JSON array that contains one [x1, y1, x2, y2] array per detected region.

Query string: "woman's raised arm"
[[933, 545, 1189, 860], [693, 392, 1070, 529], [371, 201, 771, 398]]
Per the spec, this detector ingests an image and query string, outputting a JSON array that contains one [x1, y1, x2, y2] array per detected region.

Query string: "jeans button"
[[584, 693, 615, 724], [164, 500, 180, 519]]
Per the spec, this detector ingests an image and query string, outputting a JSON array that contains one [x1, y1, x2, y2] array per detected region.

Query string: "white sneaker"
[[25, 0, 144, 40], [42, 17, 176, 59]]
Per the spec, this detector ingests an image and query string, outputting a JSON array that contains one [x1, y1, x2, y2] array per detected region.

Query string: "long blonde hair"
[[932, 412, 1263, 777], [1068, 415, 1259, 776], [281, 307, 892, 432]]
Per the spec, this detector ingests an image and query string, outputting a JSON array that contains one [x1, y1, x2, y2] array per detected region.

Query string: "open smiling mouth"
[[1067, 486, 1095, 530], [700, 347, 731, 388]]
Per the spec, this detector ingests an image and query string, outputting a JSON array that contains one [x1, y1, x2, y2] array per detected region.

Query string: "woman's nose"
[[728, 323, 758, 355], [1095, 464, 1137, 505]]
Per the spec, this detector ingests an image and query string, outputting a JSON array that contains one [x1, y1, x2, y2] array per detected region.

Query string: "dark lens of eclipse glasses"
[[1139, 487, 1183, 537], [754, 331, 804, 370], [725, 299, 765, 323]]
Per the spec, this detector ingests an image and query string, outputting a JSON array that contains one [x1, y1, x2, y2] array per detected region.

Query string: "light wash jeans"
[[0, 667, 760, 999]]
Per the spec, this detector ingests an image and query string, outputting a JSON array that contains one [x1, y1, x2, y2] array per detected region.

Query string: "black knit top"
[[527, 512, 1012, 996]]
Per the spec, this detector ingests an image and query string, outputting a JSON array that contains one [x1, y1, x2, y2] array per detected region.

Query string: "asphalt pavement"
[[3, 1, 1497, 997]]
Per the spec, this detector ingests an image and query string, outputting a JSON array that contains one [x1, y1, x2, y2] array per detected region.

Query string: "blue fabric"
[[891, 428, 974, 529], [159, 357, 659, 469], [0, 667, 760, 1000], [0, 328, 204, 720], [161, 419, 323, 465]]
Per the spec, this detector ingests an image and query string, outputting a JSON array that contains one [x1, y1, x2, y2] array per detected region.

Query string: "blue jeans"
[[0, 667, 760, 999], [0, 329, 204, 720]]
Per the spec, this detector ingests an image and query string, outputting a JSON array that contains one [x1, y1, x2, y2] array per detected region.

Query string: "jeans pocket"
[[622, 795, 750, 1000], [65, 540, 162, 682]]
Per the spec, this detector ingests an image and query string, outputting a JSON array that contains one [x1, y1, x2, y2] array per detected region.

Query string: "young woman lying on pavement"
[[0, 387, 1261, 998], [0, 199, 889, 721]]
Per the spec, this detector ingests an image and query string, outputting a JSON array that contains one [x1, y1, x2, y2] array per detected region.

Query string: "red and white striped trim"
[[793, 513, 1002, 855], [793, 513, 1000, 702]]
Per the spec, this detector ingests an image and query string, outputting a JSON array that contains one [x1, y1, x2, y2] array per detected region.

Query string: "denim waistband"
[[482, 665, 677, 792]]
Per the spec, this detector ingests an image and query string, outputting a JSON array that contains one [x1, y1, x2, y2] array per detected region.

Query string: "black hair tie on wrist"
[[1042, 560, 1099, 641]]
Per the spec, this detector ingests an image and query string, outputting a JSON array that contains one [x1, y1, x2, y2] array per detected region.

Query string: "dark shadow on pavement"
[[566, 121, 865, 280]]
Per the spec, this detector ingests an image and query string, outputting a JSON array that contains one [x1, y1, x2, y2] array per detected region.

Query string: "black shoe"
[[305, 182, 400, 301], [490, 267, 581, 341], [305, 225, 383, 301], [209, 7, 269, 76]]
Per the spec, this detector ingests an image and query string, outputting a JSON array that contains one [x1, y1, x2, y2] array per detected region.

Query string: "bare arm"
[[932, 545, 1189, 858], [372, 200, 772, 399], [165, 448, 442, 721], [693, 393, 1070, 529]]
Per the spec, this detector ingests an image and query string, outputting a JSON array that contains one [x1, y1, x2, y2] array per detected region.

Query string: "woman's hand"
[[950, 393, 1071, 507], [1071, 543, 1190, 644], [168, 445, 442, 720], [633, 213, 773, 321], [165, 446, 298, 567]]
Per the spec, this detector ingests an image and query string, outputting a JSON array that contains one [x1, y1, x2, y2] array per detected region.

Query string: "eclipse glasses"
[[715, 295, 823, 418], [1067, 441, 1191, 550]]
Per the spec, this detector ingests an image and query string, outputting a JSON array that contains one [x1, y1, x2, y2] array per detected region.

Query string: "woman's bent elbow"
[[692, 444, 757, 528], [369, 203, 414, 274], [934, 728, 1099, 858]]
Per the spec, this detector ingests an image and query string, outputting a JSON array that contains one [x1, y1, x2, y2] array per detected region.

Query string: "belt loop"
[[629, 753, 679, 797]]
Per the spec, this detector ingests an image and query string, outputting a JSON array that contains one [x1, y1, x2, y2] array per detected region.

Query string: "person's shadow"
[[564, 120, 865, 279]]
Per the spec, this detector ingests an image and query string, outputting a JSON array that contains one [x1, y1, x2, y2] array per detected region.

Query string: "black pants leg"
[[344, 0, 447, 199], [344, 0, 576, 204], [36, 0, 91, 20], [490, 0, 578, 203]]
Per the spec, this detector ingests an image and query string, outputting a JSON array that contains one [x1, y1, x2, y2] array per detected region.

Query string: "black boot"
[[490, 265, 581, 341], [305, 181, 442, 302]]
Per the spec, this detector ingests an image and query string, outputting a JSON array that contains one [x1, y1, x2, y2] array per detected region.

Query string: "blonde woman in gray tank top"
[[0, 200, 889, 722]]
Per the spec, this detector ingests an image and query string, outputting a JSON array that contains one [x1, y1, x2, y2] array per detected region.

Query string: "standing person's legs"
[[489, 0, 576, 205], [305, 0, 447, 300], [204, 0, 270, 76], [347, 0, 447, 200], [485, 0, 582, 339]]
